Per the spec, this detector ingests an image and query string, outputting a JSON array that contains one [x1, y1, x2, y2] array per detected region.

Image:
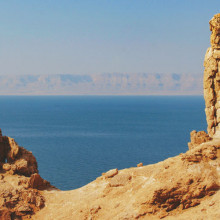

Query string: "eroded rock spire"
[[204, 13, 220, 137]]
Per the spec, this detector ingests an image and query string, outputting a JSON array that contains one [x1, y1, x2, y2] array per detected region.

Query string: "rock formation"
[[0, 126, 219, 219], [204, 13, 220, 137], [0, 129, 53, 219], [187, 130, 212, 149]]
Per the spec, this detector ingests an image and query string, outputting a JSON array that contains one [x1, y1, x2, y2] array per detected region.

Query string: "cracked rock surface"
[[0, 129, 54, 219], [204, 13, 220, 137]]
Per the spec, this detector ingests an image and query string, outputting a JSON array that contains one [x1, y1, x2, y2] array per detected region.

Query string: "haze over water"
[[0, 96, 206, 190]]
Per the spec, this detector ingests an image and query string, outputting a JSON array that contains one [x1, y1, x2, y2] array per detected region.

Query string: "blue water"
[[0, 96, 206, 190]]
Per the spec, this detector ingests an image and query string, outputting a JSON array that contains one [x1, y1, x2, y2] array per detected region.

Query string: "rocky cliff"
[[204, 13, 220, 137], [1, 14, 220, 220], [0, 129, 54, 219]]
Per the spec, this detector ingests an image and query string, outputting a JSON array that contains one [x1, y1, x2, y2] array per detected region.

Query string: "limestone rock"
[[102, 168, 118, 178], [210, 14, 220, 49], [204, 13, 220, 137], [188, 130, 212, 150], [137, 162, 143, 167], [0, 131, 38, 176], [7, 137, 19, 161], [28, 173, 52, 190], [0, 130, 54, 220]]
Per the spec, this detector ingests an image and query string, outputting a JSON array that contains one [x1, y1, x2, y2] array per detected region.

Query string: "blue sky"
[[0, 0, 219, 75]]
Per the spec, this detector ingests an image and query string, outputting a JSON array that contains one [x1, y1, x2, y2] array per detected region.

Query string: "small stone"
[[103, 168, 118, 178], [28, 173, 50, 190], [191, 200, 200, 207], [137, 162, 143, 167], [36, 196, 45, 208], [209, 201, 215, 206]]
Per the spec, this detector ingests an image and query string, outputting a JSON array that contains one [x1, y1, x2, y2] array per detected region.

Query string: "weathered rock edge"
[[0, 130, 218, 220], [204, 13, 220, 137], [0, 129, 55, 219], [1, 128, 219, 220]]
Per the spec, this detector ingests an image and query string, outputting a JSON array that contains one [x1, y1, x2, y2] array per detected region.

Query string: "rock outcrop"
[[204, 13, 220, 137], [0, 129, 53, 219], [188, 130, 212, 150], [0, 127, 218, 219]]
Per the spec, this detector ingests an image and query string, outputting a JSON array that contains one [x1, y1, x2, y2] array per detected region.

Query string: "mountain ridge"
[[0, 73, 202, 95]]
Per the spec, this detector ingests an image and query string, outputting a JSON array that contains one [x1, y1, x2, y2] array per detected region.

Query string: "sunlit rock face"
[[0, 129, 53, 219], [204, 13, 220, 137]]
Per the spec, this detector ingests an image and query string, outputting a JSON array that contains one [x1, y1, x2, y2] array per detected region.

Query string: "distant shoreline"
[[0, 73, 202, 95], [0, 94, 203, 96]]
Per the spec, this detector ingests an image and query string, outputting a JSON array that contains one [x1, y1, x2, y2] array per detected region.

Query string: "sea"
[[0, 96, 207, 190]]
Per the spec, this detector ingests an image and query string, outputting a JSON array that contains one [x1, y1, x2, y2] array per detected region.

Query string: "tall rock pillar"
[[204, 13, 220, 137]]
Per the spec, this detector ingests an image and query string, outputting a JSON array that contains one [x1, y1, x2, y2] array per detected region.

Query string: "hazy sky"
[[0, 0, 219, 76]]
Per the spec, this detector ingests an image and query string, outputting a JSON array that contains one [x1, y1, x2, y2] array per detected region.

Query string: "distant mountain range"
[[0, 73, 203, 95]]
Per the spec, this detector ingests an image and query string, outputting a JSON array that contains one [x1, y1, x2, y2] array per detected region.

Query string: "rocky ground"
[[32, 131, 220, 220], [0, 129, 219, 219], [0, 130, 54, 219]]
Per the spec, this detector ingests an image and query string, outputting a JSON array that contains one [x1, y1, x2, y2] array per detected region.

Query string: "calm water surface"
[[0, 96, 206, 190]]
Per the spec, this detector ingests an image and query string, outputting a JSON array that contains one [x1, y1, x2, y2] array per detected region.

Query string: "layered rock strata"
[[204, 13, 220, 137], [0, 129, 53, 219]]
